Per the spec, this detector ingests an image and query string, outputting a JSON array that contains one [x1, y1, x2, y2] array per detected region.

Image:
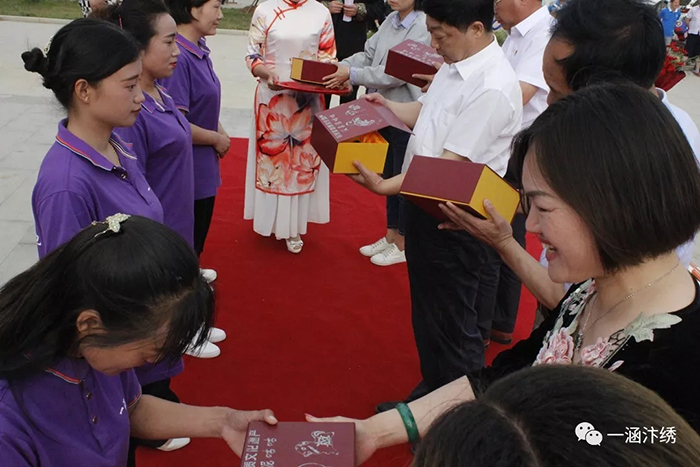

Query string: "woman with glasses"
[[307, 83, 700, 463]]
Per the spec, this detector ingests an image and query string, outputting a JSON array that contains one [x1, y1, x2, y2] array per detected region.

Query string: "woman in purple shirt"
[[103, 0, 225, 362], [25, 18, 188, 461], [161, 0, 229, 267], [0, 215, 277, 467]]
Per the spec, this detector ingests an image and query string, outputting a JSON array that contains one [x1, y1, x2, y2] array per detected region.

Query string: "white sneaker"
[[185, 340, 221, 359], [207, 327, 227, 343], [157, 437, 191, 451], [370, 243, 406, 266], [359, 237, 390, 257], [200, 268, 217, 283]]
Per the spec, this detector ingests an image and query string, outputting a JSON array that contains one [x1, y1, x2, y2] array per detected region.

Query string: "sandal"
[[285, 237, 304, 254]]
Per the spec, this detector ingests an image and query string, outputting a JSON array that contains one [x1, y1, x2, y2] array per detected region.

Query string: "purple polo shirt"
[[159, 34, 222, 200], [32, 120, 164, 258], [0, 358, 141, 466], [115, 85, 195, 248], [32, 121, 183, 386]]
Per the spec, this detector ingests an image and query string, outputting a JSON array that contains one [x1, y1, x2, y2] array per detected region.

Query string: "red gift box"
[[385, 39, 443, 88], [290, 57, 338, 85], [240, 421, 355, 467], [310, 99, 411, 173], [400, 156, 520, 222]]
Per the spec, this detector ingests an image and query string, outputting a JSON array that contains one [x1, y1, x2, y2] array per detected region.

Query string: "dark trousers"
[[687, 33, 700, 58], [380, 127, 410, 236], [491, 214, 527, 333], [194, 196, 216, 256], [405, 203, 502, 391], [127, 379, 180, 467]]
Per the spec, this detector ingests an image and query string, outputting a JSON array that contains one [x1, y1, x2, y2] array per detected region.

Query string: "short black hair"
[[414, 366, 700, 467], [552, 0, 666, 90], [93, 0, 170, 50], [422, 0, 493, 32], [413, 0, 424, 12], [166, 0, 211, 24], [511, 82, 700, 272], [21, 19, 140, 109]]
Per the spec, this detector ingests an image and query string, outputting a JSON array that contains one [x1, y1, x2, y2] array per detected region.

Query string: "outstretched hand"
[[306, 414, 378, 466], [438, 200, 515, 252], [221, 408, 278, 456], [347, 161, 391, 195]]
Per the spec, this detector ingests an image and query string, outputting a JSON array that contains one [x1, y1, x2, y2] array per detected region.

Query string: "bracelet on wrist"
[[396, 402, 419, 445]]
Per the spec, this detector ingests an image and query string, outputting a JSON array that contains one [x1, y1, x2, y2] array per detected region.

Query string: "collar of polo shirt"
[[511, 6, 551, 38], [44, 357, 91, 385], [55, 120, 137, 172]]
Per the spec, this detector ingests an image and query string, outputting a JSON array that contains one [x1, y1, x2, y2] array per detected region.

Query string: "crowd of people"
[[1, 0, 700, 465]]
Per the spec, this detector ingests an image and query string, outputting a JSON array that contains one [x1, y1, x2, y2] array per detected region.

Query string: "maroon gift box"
[[400, 156, 520, 222], [310, 99, 411, 174], [290, 58, 338, 86], [385, 39, 444, 88], [240, 421, 355, 467]]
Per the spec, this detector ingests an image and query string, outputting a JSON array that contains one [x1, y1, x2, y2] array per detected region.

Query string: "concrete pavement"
[[1, 17, 700, 285]]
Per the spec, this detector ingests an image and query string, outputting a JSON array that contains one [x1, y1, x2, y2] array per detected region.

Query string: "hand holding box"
[[385, 39, 444, 88], [290, 57, 339, 86], [310, 99, 412, 174], [400, 156, 519, 222], [240, 421, 355, 467]]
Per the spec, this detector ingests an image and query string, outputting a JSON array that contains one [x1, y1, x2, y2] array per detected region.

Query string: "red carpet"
[[138, 138, 541, 467]]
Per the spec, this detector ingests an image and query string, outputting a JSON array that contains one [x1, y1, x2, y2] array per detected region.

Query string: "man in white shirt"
[[489, 0, 555, 345], [350, 0, 522, 409], [440, 0, 700, 326], [686, 4, 700, 75]]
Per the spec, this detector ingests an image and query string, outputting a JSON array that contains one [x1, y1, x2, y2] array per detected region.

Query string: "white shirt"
[[402, 39, 523, 176], [501, 6, 555, 128], [687, 6, 700, 35]]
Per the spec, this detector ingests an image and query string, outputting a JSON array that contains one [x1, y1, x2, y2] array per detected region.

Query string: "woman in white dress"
[[244, 0, 336, 253]]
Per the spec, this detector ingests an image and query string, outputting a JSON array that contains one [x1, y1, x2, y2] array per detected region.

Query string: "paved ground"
[[1, 17, 700, 285]]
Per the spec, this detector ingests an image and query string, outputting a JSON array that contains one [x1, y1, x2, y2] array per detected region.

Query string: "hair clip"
[[92, 213, 131, 238]]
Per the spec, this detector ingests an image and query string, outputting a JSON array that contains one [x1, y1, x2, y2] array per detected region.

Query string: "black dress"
[[467, 277, 700, 432]]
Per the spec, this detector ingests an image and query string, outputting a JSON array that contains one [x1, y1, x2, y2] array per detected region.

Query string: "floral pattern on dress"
[[246, 0, 336, 196], [532, 279, 683, 371], [255, 94, 321, 194]]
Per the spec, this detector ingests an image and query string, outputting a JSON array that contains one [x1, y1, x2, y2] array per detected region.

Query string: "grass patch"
[[0, 0, 253, 30]]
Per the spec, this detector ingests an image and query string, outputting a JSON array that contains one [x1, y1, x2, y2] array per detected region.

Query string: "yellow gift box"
[[311, 99, 411, 174]]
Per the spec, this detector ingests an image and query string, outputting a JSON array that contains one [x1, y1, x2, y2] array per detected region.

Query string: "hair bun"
[[21, 48, 49, 76]]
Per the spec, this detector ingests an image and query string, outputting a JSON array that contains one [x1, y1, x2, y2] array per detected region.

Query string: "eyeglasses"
[[520, 190, 531, 218]]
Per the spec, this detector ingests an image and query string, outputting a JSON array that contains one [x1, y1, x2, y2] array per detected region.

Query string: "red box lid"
[[291, 58, 338, 85], [241, 421, 355, 467], [389, 40, 443, 67], [314, 99, 411, 142], [400, 156, 483, 220]]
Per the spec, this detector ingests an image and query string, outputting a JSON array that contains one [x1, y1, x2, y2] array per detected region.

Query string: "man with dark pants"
[[490, 0, 554, 344], [349, 0, 522, 408]]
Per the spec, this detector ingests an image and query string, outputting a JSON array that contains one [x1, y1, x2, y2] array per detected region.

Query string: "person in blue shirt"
[[659, 0, 681, 45]]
